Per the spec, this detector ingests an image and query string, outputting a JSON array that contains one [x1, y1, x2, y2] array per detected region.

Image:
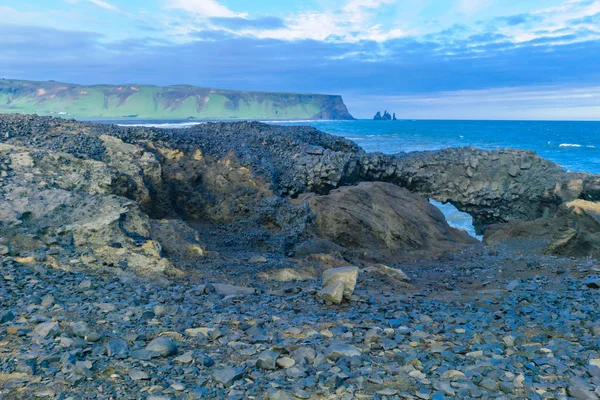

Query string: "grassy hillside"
[[0, 79, 354, 120]]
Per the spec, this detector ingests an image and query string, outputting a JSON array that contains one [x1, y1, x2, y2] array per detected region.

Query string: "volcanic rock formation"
[[0, 114, 599, 269]]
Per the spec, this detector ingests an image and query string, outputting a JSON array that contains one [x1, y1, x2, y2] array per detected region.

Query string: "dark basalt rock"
[[0, 113, 599, 262]]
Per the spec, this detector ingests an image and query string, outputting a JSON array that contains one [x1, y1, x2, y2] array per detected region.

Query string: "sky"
[[1, 0, 600, 119]]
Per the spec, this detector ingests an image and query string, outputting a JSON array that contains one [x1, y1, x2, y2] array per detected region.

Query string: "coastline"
[[1, 114, 600, 399]]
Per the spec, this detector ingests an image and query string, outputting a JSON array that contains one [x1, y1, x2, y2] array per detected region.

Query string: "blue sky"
[[1, 0, 600, 119]]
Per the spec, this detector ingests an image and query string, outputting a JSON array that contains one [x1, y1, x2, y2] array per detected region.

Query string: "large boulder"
[[318, 266, 359, 304], [306, 182, 478, 254]]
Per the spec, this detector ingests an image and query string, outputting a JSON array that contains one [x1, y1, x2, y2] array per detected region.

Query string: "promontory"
[[0, 79, 354, 120]]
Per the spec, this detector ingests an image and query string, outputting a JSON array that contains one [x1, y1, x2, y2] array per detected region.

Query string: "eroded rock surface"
[[0, 143, 174, 276], [306, 182, 478, 255], [486, 199, 600, 258], [1, 114, 599, 266]]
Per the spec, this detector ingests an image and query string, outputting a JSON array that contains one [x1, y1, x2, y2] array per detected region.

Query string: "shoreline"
[[1, 114, 600, 399]]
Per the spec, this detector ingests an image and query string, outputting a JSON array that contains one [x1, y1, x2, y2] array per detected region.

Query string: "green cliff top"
[[0, 79, 354, 120]]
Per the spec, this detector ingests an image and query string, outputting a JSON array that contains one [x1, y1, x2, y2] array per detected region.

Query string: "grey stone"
[[213, 367, 246, 387], [129, 370, 150, 381], [106, 339, 129, 359], [322, 266, 359, 299], [145, 336, 178, 357], [33, 322, 61, 339], [256, 350, 279, 370], [325, 344, 362, 360], [318, 281, 344, 304]]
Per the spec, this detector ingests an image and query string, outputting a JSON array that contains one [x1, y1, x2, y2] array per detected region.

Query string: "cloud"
[[164, 0, 405, 43], [88, 0, 119, 12], [1, 14, 600, 120], [2, 22, 599, 94], [209, 16, 287, 31], [166, 0, 242, 18]]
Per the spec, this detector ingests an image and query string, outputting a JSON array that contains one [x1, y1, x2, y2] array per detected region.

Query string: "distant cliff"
[[0, 79, 354, 120]]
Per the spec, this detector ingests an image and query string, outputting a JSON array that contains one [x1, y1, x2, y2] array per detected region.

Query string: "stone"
[[145, 337, 178, 357], [212, 283, 255, 297], [106, 340, 129, 359], [33, 322, 61, 339], [171, 383, 186, 391], [366, 264, 410, 281], [185, 327, 214, 338], [269, 390, 295, 400], [377, 388, 399, 396], [442, 370, 466, 380], [479, 378, 498, 392], [174, 351, 194, 364], [70, 321, 101, 342], [40, 294, 54, 308], [213, 367, 246, 387], [249, 255, 268, 264], [0, 310, 16, 324], [322, 266, 359, 299], [584, 277, 600, 289], [567, 378, 598, 399], [325, 344, 362, 360], [269, 268, 305, 282], [318, 281, 344, 304], [276, 357, 295, 369], [256, 350, 279, 370], [78, 280, 92, 291], [293, 347, 316, 365], [129, 370, 149, 381]]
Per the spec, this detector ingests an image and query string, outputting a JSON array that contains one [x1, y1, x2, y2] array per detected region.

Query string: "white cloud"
[[88, 0, 120, 12], [171, 0, 405, 43], [495, 0, 600, 47], [166, 0, 243, 18]]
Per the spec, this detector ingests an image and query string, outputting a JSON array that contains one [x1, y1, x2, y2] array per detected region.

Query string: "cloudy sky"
[[2, 0, 600, 119]]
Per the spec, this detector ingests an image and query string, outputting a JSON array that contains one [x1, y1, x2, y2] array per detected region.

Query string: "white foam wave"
[[264, 120, 333, 124], [117, 122, 206, 129], [559, 143, 582, 147]]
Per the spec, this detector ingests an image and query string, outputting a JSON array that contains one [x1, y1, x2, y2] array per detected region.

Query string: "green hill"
[[0, 79, 354, 120]]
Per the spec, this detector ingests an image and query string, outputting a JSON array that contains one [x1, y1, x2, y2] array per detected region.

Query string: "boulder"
[[318, 281, 345, 304], [307, 182, 477, 254], [322, 266, 359, 298]]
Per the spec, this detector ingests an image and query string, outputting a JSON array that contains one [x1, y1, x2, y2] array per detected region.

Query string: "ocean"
[[105, 119, 600, 237]]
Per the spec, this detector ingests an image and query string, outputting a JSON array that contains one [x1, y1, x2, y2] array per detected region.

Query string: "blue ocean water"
[[108, 119, 600, 237], [275, 119, 600, 174]]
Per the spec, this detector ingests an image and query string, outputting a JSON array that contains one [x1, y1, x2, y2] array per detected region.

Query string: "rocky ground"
[[2, 242, 600, 400], [2, 114, 600, 399]]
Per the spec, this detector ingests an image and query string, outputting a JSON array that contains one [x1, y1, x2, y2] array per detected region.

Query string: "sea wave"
[[117, 122, 206, 129], [264, 120, 333, 124], [558, 143, 597, 149]]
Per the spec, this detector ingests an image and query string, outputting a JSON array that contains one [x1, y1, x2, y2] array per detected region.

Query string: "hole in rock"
[[429, 200, 482, 241]]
